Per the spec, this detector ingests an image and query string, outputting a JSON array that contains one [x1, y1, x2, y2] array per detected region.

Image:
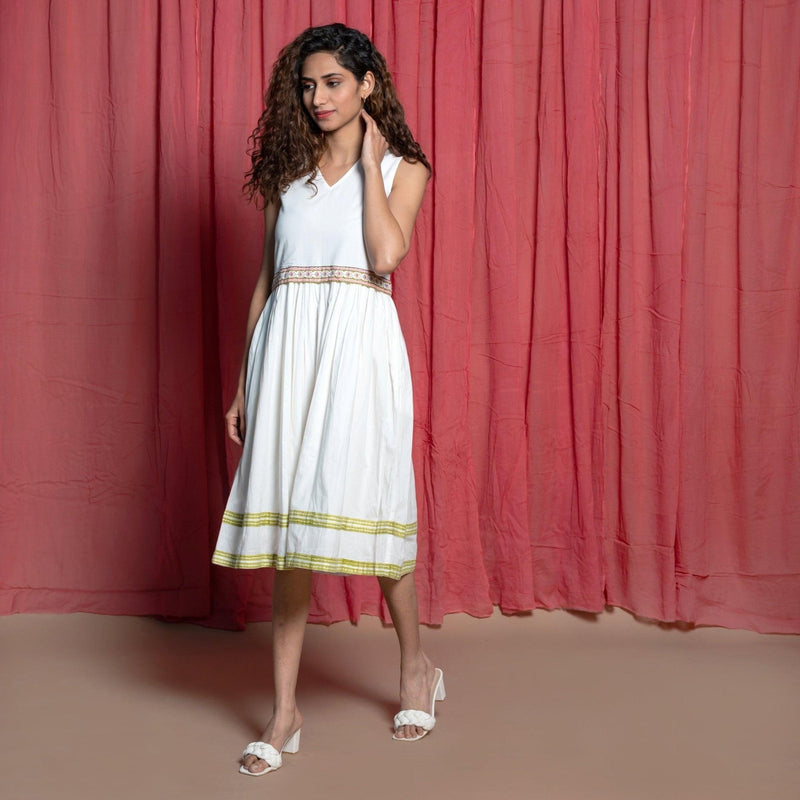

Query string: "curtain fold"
[[1, 0, 797, 633]]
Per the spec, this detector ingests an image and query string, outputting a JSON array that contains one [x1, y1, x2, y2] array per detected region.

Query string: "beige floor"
[[2, 608, 798, 800]]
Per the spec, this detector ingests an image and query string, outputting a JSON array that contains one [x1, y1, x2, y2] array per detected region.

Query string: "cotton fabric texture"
[[212, 153, 417, 579]]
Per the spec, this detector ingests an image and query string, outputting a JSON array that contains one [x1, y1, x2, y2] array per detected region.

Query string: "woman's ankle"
[[400, 650, 432, 673]]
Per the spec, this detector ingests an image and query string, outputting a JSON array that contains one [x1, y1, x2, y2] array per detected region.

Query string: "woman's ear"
[[360, 70, 376, 100]]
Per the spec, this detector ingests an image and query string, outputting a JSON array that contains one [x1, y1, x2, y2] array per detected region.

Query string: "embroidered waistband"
[[273, 265, 392, 295]]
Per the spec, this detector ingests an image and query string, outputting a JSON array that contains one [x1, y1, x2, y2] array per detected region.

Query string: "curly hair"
[[244, 23, 431, 204]]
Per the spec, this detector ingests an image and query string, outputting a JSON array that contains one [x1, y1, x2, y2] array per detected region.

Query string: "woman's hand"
[[360, 109, 388, 169], [225, 391, 246, 446]]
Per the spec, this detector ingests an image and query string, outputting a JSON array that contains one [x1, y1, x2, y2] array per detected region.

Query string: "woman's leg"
[[378, 572, 437, 739], [241, 568, 312, 774]]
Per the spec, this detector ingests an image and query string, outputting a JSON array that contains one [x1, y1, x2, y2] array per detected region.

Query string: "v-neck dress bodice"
[[273, 153, 402, 292], [212, 152, 417, 578]]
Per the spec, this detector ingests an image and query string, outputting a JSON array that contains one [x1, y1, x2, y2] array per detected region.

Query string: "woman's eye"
[[327, 81, 339, 88], [302, 84, 313, 92]]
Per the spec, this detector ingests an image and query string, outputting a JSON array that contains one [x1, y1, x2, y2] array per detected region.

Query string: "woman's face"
[[300, 51, 371, 132]]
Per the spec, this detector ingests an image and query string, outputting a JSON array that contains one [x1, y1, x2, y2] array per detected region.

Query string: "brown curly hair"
[[244, 23, 431, 204]]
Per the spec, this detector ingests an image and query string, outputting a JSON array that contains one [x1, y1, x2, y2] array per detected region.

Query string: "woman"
[[211, 23, 444, 776]]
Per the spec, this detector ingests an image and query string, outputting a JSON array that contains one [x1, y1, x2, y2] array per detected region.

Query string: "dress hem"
[[211, 550, 416, 580]]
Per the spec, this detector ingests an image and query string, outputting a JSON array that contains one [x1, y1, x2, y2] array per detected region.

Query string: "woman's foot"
[[241, 709, 303, 775], [394, 652, 436, 740]]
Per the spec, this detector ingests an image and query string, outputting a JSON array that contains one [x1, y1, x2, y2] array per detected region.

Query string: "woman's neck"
[[321, 124, 363, 167]]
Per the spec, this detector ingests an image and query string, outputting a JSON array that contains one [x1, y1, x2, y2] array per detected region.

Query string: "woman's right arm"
[[225, 200, 279, 445]]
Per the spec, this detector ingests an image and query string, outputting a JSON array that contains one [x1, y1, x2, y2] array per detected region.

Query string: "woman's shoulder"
[[383, 151, 423, 191], [280, 171, 318, 200], [389, 157, 430, 197], [395, 157, 429, 178]]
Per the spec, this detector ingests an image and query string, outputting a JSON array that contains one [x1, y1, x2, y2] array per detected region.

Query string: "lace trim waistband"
[[273, 265, 392, 295]]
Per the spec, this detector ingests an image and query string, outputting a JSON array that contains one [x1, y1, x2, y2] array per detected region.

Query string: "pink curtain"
[[1, 1, 798, 633]]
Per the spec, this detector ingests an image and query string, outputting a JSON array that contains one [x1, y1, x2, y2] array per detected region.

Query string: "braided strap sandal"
[[393, 667, 446, 742], [239, 729, 301, 776]]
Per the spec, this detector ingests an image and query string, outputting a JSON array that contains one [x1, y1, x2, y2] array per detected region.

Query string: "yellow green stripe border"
[[221, 509, 416, 539], [211, 550, 416, 579]]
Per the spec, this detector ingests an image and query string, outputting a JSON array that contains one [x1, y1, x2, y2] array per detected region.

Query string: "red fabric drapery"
[[1, 1, 798, 633]]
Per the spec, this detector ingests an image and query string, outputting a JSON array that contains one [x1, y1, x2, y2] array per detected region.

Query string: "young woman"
[[211, 23, 444, 776]]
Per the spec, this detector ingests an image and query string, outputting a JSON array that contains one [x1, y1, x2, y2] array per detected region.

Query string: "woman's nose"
[[313, 86, 327, 106]]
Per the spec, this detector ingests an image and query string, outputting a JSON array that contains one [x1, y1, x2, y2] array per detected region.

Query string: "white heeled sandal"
[[393, 667, 446, 742], [239, 728, 301, 776]]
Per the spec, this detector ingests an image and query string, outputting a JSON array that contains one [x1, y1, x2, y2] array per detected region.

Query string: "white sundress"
[[211, 152, 417, 579]]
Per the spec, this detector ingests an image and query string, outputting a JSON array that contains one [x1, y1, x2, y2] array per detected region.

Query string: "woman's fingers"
[[226, 416, 242, 445], [225, 405, 245, 445], [360, 109, 388, 163]]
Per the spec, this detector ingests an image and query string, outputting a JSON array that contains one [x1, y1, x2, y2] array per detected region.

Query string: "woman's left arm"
[[361, 110, 429, 275]]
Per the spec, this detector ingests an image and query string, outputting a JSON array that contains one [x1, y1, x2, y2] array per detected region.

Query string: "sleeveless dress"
[[211, 152, 417, 579]]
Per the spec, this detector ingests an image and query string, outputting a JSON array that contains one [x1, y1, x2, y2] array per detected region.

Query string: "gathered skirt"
[[212, 269, 417, 578]]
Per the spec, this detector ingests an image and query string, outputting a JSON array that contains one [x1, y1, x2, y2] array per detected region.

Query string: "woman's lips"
[[314, 110, 334, 119]]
